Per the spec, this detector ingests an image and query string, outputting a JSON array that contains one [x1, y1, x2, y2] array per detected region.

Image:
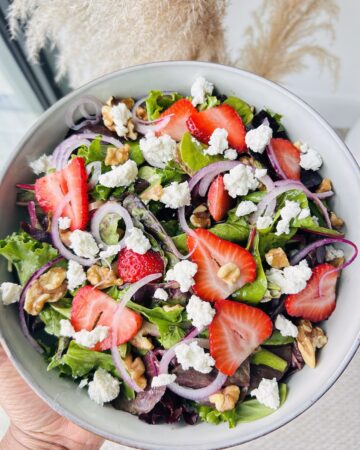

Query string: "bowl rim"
[[0, 60, 359, 450]]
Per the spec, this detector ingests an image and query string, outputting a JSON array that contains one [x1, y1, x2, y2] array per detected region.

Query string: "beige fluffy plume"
[[8, 0, 227, 88]]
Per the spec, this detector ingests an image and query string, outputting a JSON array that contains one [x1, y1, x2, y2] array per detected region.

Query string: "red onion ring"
[[158, 338, 227, 401], [315, 191, 334, 200], [79, 131, 123, 148], [51, 193, 97, 266], [86, 161, 101, 189], [131, 95, 174, 135], [110, 273, 162, 393], [65, 95, 102, 131], [52, 134, 91, 170], [19, 256, 64, 353]]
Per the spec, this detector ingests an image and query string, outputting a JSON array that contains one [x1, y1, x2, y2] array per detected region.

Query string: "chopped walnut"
[[265, 247, 289, 269], [329, 257, 345, 268], [24, 267, 67, 315], [316, 178, 332, 193], [217, 262, 241, 286], [102, 97, 137, 140], [130, 321, 159, 350], [209, 385, 240, 412], [59, 230, 72, 247], [136, 106, 147, 121], [140, 183, 164, 203], [190, 204, 211, 229], [104, 144, 130, 166], [239, 155, 255, 167], [330, 212, 344, 229], [296, 319, 328, 368], [86, 265, 123, 289], [123, 355, 147, 389], [126, 119, 137, 140]]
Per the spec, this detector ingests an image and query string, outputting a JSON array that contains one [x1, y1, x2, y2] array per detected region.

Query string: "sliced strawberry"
[[187, 229, 257, 301], [270, 138, 301, 180], [285, 263, 339, 322], [186, 104, 246, 152], [209, 299, 272, 375], [35, 156, 89, 230], [207, 175, 232, 221], [71, 286, 142, 351], [118, 248, 164, 283], [156, 98, 197, 141]]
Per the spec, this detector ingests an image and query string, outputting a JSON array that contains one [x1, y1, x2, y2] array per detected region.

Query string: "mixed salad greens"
[[0, 77, 357, 428]]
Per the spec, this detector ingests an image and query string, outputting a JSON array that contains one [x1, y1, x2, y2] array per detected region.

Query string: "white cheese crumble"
[[74, 325, 109, 348], [255, 168, 268, 179], [154, 288, 169, 301], [88, 368, 120, 406], [245, 125, 273, 153], [256, 216, 273, 230], [139, 131, 177, 169], [66, 260, 86, 291], [59, 319, 75, 338], [312, 216, 320, 226], [110, 103, 132, 137], [224, 149, 238, 160], [58, 216, 72, 230], [186, 295, 215, 330], [151, 373, 177, 388], [236, 200, 258, 217], [298, 208, 310, 220], [191, 76, 214, 107], [204, 128, 229, 156], [299, 142, 323, 171], [79, 379, 88, 389], [175, 341, 215, 374], [325, 245, 344, 262], [124, 227, 151, 255], [266, 260, 312, 295], [99, 244, 121, 259], [69, 230, 99, 259], [275, 314, 298, 338], [223, 164, 259, 198], [0, 282, 22, 305], [251, 378, 280, 409], [98, 159, 138, 188], [29, 154, 54, 175], [165, 260, 198, 293], [160, 181, 191, 209], [275, 200, 301, 236]]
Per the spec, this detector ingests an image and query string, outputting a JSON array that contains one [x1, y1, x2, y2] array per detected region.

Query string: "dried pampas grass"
[[8, 0, 227, 88], [235, 0, 340, 83]]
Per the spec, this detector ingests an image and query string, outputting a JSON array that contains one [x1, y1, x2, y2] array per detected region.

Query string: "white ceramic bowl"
[[0, 62, 359, 450]]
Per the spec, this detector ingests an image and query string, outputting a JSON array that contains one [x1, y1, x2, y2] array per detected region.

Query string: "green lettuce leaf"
[[265, 108, 285, 132], [224, 96, 254, 125], [0, 231, 59, 284], [128, 141, 144, 165], [250, 348, 288, 372], [197, 383, 287, 428], [77, 136, 106, 164], [198, 95, 220, 111], [145, 90, 183, 120], [179, 132, 223, 172], [263, 330, 294, 346], [39, 300, 72, 337]]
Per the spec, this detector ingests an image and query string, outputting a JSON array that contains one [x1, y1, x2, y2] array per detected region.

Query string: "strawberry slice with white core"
[[187, 229, 257, 301], [209, 299, 273, 375], [270, 138, 301, 180]]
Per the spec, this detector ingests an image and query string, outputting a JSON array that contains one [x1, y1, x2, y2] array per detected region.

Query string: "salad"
[[0, 77, 357, 428]]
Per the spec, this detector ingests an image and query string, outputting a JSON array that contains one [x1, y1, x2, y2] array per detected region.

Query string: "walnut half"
[[190, 204, 211, 229], [104, 144, 129, 166], [123, 355, 147, 389], [296, 320, 328, 368], [86, 265, 123, 289], [209, 385, 240, 412], [265, 247, 289, 269], [130, 321, 159, 351]]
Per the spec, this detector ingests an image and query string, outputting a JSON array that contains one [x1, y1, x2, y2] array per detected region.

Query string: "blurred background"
[[0, 0, 359, 449]]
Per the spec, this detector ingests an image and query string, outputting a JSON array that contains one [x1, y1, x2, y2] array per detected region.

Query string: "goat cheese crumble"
[[98, 159, 138, 188], [245, 125, 273, 153], [154, 288, 169, 301], [191, 76, 214, 106], [58, 216, 72, 230], [99, 244, 122, 259], [151, 373, 177, 388], [224, 148, 238, 160], [223, 164, 259, 198], [236, 200, 257, 217], [88, 368, 120, 406], [299, 142, 323, 171], [59, 319, 75, 338], [67, 260, 86, 291], [165, 260, 198, 293], [256, 216, 273, 230], [78, 379, 88, 389], [204, 128, 229, 156], [29, 154, 54, 175], [325, 245, 345, 262], [124, 227, 151, 255], [0, 282, 22, 305], [69, 230, 99, 259], [175, 341, 215, 374], [276, 200, 301, 236], [186, 295, 215, 330], [275, 314, 298, 338], [110, 103, 132, 137], [73, 325, 109, 348], [139, 131, 177, 168], [251, 378, 280, 409], [266, 260, 312, 294], [160, 181, 191, 209]]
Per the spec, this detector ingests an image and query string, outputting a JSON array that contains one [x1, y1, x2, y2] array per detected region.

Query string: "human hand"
[[0, 345, 104, 450]]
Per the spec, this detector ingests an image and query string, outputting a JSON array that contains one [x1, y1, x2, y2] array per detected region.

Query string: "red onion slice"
[[266, 141, 288, 179], [19, 256, 64, 353], [52, 134, 91, 170], [110, 273, 162, 393], [51, 193, 97, 266], [65, 95, 102, 131], [86, 161, 101, 189], [158, 338, 227, 401], [80, 131, 123, 148], [131, 94, 175, 134], [315, 190, 334, 200]]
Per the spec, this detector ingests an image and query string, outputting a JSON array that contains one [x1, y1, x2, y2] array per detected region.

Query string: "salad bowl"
[[0, 61, 359, 450]]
